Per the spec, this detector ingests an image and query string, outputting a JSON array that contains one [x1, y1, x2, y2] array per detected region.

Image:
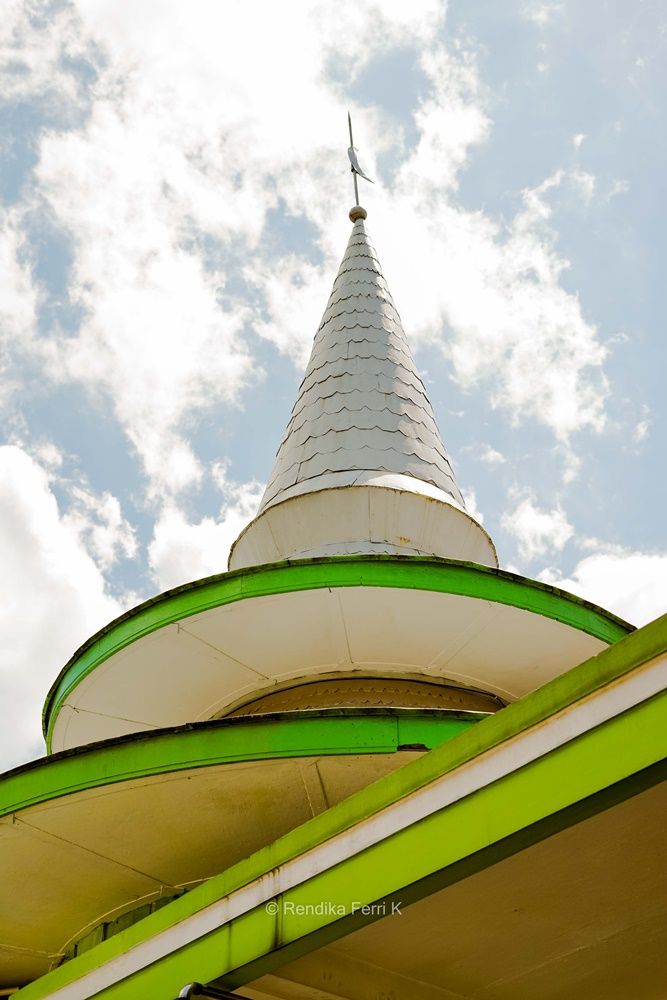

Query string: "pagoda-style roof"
[[5, 166, 661, 999]]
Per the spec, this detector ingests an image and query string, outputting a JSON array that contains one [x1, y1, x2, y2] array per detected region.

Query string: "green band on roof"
[[1, 711, 475, 819], [42, 554, 632, 748]]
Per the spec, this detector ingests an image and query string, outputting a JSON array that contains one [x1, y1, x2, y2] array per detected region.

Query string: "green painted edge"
[[42, 554, 633, 747], [17, 688, 667, 999], [0, 712, 475, 818], [16, 615, 667, 997], [223, 756, 667, 991]]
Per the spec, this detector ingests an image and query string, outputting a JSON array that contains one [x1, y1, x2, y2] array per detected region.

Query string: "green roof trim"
[[18, 614, 665, 1000], [42, 554, 632, 748], [0, 711, 476, 818]]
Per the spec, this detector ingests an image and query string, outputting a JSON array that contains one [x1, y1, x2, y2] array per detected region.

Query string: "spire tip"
[[349, 205, 367, 222]]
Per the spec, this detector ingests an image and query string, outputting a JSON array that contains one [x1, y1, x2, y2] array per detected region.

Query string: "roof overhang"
[[42, 556, 631, 753], [17, 613, 667, 1000], [1, 712, 466, 987]]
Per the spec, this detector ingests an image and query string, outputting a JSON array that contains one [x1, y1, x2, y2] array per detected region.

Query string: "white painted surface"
[[229, 485, 497, 569], [230, 220, 494, 570], [51, 585, 607, 751], [41, 651, 667, 1000]]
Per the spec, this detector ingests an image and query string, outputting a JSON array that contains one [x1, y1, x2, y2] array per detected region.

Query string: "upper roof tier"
[[229, 208, 497, 570], [262, 216, 464, 512]]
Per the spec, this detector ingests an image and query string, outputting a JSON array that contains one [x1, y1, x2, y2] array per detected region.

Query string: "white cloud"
[[367, 166, 608, 442], [64, 485, 137, 570], [0, 446, 126, 769], [461, 486, 485, 524], [244, 37, 608, 446], [540, 549, 667, 627], [0, 207, 36, 343], [572, 132, 586, 149], [26, 0, 452, 497], [480, 446, 506, 465], [633, 418, 650, 444], [522, 2, 564, 28], [557, 443, 582, 484], [0, 0, 94, 114], [502, 496, 574, 559], [149, 468, 263, 591], [0, 207, 40, 434], [248, 255, 334, 366], [2, 0, 609, 502], [571, 169, 596, 202], [398, 45, 491, 196], [607, 178, 630, 200]]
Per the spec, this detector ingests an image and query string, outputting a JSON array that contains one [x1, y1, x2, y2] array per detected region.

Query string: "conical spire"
[[259, 217, 465, 513], [229, 211, 496, 570]]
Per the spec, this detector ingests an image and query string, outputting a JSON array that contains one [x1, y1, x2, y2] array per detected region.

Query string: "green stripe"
[[17, 688, 667, 999], [17, 616, 666, 998], [43, 555, 632, 747], [0, 712, 475, 818], [226, 757, 667, 990]]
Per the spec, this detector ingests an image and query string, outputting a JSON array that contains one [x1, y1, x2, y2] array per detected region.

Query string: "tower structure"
[[1, 174, 666, 1000], [229, 209, 496, 571]]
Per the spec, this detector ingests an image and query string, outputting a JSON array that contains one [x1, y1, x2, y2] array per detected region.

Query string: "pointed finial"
[[347, 111, 372, 221]]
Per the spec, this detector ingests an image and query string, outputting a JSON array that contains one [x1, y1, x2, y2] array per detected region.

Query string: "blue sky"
[[1, 0, 666, 767]]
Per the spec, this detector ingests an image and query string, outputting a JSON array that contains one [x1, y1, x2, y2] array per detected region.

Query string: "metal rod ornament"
[[347, 111, 373, 206]]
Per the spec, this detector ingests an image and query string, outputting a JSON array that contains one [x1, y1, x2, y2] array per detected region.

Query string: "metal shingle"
[[258, 218, 465, 513]]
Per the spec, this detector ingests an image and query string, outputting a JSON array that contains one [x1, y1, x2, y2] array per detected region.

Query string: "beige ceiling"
[[0, 751, 419, 989], [245, 776, 667, 1000]]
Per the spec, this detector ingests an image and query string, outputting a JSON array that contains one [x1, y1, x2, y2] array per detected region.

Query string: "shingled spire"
[[229, 209, 496, 570], [260, 217, 465, 512]]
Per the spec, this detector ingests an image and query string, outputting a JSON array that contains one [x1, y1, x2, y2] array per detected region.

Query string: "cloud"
[[248, 254, 334, 367], [366, 167, 608, 442], [64, 485, 137, 570], [521, 2, 564, 28], [480, 446, 506, 465], [397, 44, 491, 195], [0, 207, 38, 416], [36, 117, 256, 494], [0, 0, 95, 115], [461, 486, 485, 524], [148, 466, 263, 591], [248, 47, 610, 447], [606, 178, 630, 201], [4, 0, 610, 505], [23, 0, 453, 498], [633, 418, 650, 444], [0, 207, 36, 341], [540, 549, 667, 627], [571, 169, 596, 202], [502, 496, 574, 559], [0, 446, 126, 768]]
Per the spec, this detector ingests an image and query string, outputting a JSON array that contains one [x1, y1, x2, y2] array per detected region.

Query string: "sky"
[[1, 0, 666, 769]]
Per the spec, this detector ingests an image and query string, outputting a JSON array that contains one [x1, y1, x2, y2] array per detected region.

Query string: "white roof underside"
[[50, 585, 606, 752]]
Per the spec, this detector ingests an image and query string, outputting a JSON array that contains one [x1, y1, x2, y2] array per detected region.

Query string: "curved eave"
[[3, 711, 478, 819], [16, 614, 667, 1000], [42, 555, 633, 749], [0, 711, 475, 986]]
